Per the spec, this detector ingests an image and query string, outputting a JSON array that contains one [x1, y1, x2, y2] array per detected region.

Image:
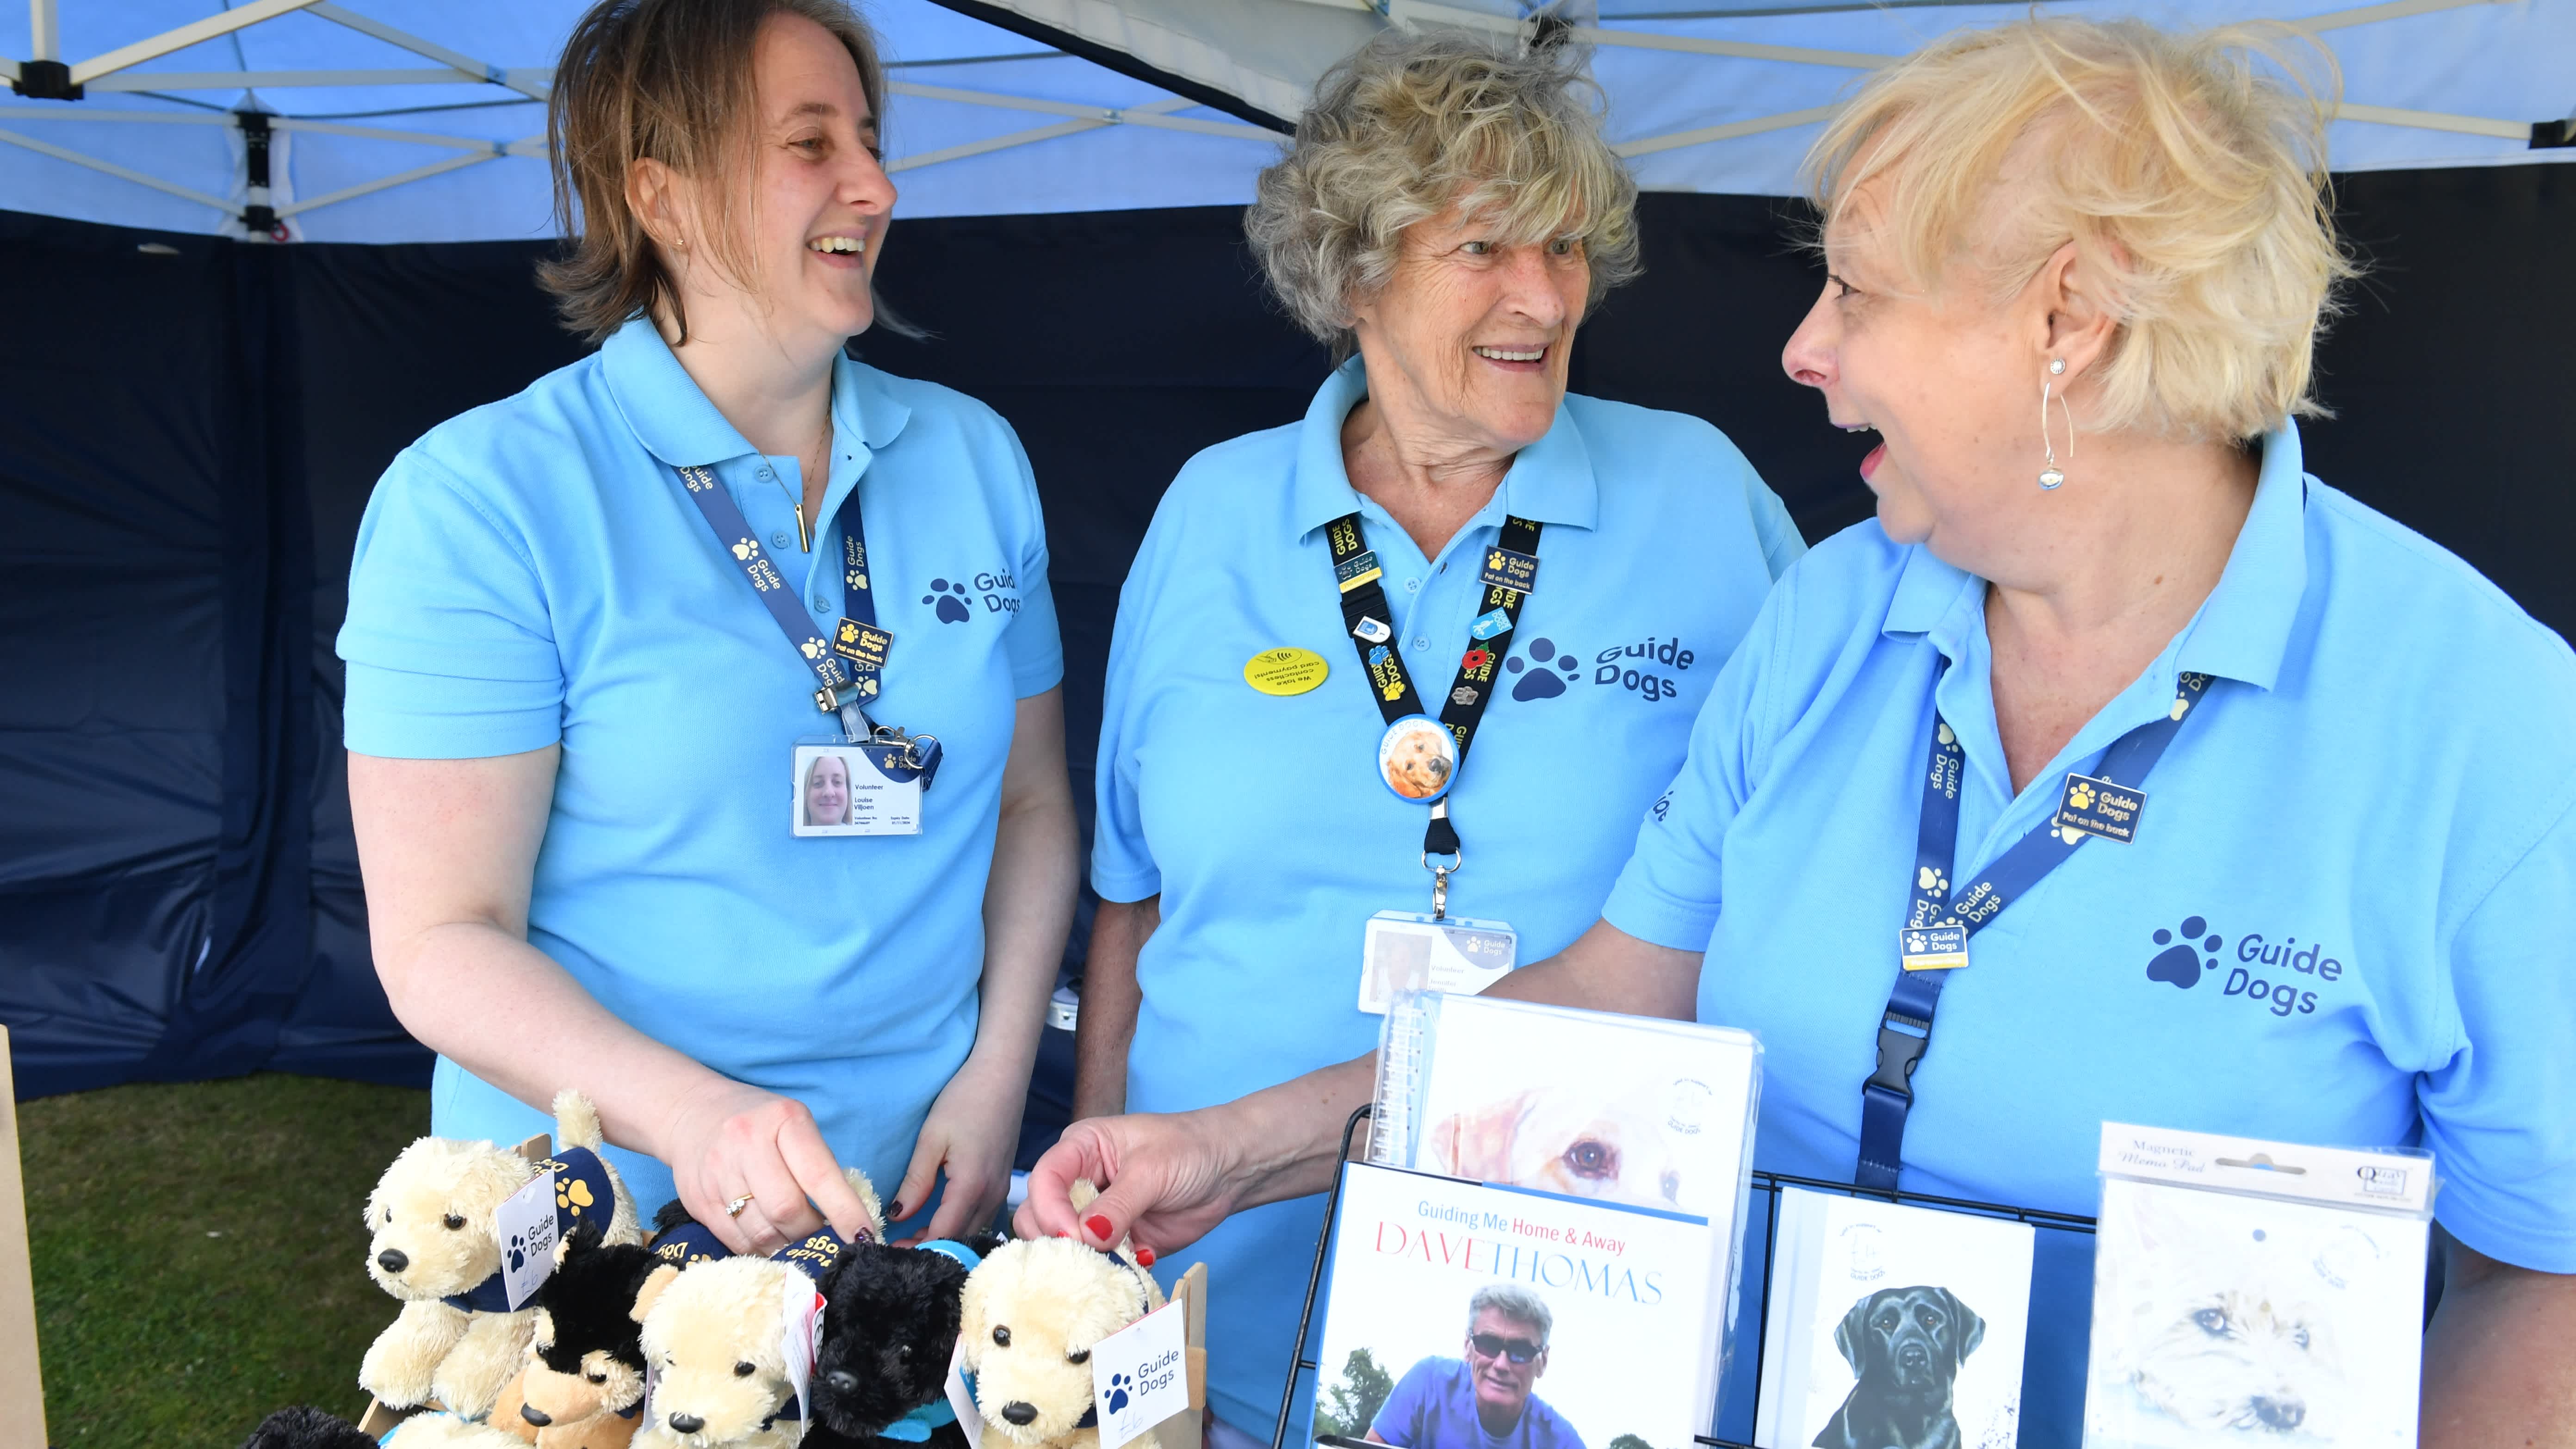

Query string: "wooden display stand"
[[1163, 1261, 1210, 1449], [0, 1026, 49, 1448]]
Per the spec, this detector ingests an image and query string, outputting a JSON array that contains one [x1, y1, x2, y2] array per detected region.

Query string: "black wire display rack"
[[1274, 1105, 2097, 1449]]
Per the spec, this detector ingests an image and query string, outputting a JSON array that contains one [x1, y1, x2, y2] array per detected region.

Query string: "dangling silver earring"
[[2038, 357, 2072, 490]]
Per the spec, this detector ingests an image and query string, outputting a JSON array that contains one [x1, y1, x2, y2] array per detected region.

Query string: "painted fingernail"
[[1085, 1214, 1114, 1242], [1135, 1245, 1156, 1267], [887, 1202, 906, 1221]]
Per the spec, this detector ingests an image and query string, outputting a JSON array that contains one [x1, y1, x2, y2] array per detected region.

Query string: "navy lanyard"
[[1323, 511, 1542, 886], [1855, 669, 2213, 1189], [674, 463, 939, 787]]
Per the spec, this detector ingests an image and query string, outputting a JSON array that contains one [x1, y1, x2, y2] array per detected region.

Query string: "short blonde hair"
[[1807, 18, 2356, 441], [1246, 26, 1641, 354]]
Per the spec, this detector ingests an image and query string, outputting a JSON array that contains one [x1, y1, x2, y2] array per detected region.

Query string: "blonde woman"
[[1031, 19, 2576, 1444], [341, 0, 1076, 1258], [1070, 27, 1801, 1444]]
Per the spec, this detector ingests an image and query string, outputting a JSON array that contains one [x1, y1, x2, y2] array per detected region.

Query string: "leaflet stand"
[[1278, 1105, 2097, 1449]]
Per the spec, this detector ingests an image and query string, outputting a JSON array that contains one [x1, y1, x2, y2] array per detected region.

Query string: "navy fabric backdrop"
[[1, 163, 2569, 1118]]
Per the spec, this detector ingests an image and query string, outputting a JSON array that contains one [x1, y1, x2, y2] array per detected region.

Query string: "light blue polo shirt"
[[338, 317, 1062, 1214], [1605, 422, 2576, 1443], [1093, 355, 1803, 1438]]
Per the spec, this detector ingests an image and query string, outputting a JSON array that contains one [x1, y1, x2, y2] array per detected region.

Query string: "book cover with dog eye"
[[1314, 1161, 1723, 1449], [1754, 1188, 2034, 1449], [1383, 995, 1760, 1223], [2083, 1177, 2427, 1448], [1361, 995, 1763, 1440]]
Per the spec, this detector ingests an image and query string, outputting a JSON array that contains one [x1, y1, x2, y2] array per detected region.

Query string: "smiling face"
[[1464, 1306, 1546, 1423], [639, 11, 895, 353], [1349, 198, 1589, 460], [804, 753, 851, 825], [1781, 206, 2055, 571]]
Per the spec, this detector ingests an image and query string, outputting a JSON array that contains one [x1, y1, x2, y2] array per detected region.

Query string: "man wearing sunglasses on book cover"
[[1370, 1284, 1585, 1449]]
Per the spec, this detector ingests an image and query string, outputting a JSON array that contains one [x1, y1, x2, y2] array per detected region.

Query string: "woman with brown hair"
[[338, 0, 1076, 1257]]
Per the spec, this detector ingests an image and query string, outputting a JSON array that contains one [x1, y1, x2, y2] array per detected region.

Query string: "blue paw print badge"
[[923, 578, 974, 623], [1505, 638, 1582, 700], [1089, 1300, 1189, 1443]]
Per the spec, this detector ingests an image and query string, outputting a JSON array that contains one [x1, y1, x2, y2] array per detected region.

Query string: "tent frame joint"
[[2533, 119, 2576, 151], [8, 58, 79, 102]]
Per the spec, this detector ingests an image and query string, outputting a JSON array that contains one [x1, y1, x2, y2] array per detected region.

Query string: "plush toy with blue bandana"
[[804, 1229, 1007, 1449], [360, 1090, 647, 1418], [958, 1183, 1165, 1449], [630, 1170, 888, 1449]]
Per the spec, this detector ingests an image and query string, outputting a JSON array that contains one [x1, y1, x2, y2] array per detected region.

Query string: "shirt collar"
[[1880, 422, 2310, 690], [602, 316, 911, 467], [1288, 354, 1599, 539]]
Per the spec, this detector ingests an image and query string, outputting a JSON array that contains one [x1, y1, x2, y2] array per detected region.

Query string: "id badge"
[[1358, 911, 1517, 1014], [792, 738, 922, 836]]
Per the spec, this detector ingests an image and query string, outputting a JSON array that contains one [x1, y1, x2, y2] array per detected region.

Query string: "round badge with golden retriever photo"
[[1377, 715, 1457, 802]]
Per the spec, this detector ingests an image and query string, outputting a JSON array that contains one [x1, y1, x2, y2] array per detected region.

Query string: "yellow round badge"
[[1244, 647, 1330, 697]]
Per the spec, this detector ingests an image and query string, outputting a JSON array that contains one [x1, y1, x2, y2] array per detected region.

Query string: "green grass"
[[21, 1072, 430, 1447]]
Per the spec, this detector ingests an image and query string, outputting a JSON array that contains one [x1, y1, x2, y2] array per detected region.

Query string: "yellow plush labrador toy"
[[958, 1184, 1164, 1449], [629, 1170, 886, 1449], [361, 1091, 646, 1417]]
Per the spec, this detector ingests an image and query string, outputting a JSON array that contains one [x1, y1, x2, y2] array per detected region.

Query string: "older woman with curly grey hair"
[[1062, 25, 1802, 1445]]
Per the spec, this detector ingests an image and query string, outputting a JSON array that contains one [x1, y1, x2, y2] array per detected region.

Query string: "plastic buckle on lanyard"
[[1867, 1011, 1931, 1099], [1421, 847, 1461, 921]]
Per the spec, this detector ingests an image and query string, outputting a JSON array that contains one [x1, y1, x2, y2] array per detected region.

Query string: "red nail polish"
[[1085, 1214, 1114, 1241], [1135, 1245, 1156, 1267]]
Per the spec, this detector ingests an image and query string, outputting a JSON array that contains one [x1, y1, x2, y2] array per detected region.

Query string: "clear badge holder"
[[791, 731, 930, 836], [2083, 1123, 2436, 1449]]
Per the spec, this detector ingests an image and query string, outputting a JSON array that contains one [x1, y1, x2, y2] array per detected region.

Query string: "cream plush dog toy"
[[959, 1183, 1164, 1449], [630, 1170, 887, 1449], [362, 1090, 647, 1417]]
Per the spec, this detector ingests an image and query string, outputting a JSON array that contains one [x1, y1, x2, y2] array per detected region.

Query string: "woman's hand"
[[1013, 1107, 1251, 1261], [890, 1053, 1027, 1244], [659, 1076, 875, 1255]]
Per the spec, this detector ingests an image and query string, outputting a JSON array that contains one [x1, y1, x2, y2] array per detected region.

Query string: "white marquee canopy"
[[0, 0, 2566, 244]]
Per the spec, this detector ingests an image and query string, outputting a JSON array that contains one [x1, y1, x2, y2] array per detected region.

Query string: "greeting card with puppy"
[[1754, 1189, 2034, 1449], [2083, 1124, 2434, 1449]]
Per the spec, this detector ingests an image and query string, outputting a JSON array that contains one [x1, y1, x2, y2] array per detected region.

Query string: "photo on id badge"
[[793, 741, 921, 836]]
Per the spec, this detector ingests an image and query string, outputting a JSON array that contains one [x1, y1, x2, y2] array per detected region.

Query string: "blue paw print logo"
[[2147, 915, 2223, 989], [1504, 638, 1582, 700], [1105, 1372, 1133, 1414], [922, 578, 973, 623], [505, 1231, 529, 1274]]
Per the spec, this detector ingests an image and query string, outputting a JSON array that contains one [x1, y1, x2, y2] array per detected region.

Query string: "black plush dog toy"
[[807, 1231, 1008, 1449], [514, 1221, 670, 1441], [239, 1406, 380, 1449], [1813, 1284, 1986, 1449]]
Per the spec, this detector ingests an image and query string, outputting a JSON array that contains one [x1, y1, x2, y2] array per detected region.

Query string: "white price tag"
[[945, 1336, 983, 1441], [779, 1282, 824, 1417], [1089, 1300, 1189, 1449], [492, 1168, 560, 1309]]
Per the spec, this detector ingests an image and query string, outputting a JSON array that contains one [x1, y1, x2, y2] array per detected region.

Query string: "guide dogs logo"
[[1505, 638, 1582, 700], [2146, 916, 2223, 989], [2149, 915, 2342, 1018]]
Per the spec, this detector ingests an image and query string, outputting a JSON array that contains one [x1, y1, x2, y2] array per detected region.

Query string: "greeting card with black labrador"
[[1812, 1285, 1984, 1449]]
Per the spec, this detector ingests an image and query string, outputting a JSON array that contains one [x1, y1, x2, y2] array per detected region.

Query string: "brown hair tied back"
[[539, 0, 893, 346]]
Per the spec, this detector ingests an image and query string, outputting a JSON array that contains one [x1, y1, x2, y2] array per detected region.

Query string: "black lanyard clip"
[[1866, 1011, 1932, 1101]]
